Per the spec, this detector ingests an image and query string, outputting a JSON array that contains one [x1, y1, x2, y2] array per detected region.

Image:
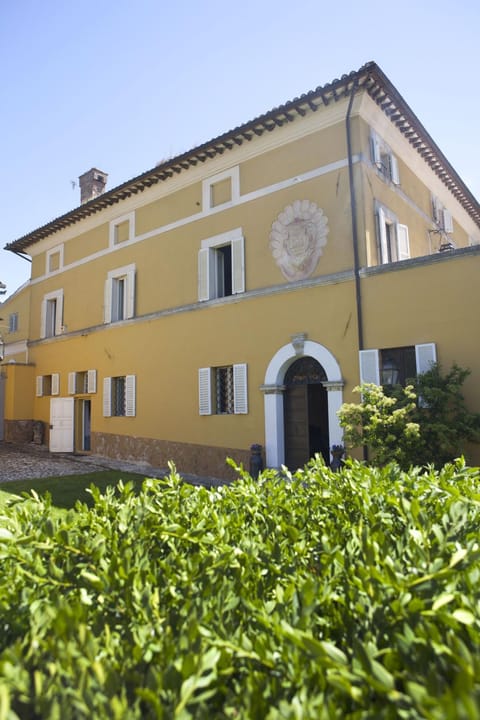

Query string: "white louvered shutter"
[[68, 372, 76, 395], [359, 350, 380, 386], [198, 368, 212, 415], [377, 207, 388, 264], [397, 224, 410, 261], [390, 155, 400, 185], [51, 373, 60, 396], [371, 131, 381, 166], [104, 278, 112, 323], [103, 377, 112, 417], [40, 300, 47, 339], [442, 209, 454, 233], [233, 364, 248, 414], [36, 376, 44, 397], [198, 248, 211, 301], [231, 236, 245, 294], [125, 375, 136, 416], [126, 269, 135, 319], [415, 343, 436, 375], [55, 294, 63, 335], [87, 369, 97, 394]]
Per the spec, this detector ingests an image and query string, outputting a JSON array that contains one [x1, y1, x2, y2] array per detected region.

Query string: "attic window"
[[109, 213, 135, 247], [371, 131, 400, 185], [431, 196, 454, 233], [211, 177, 232, 207], [202, 167, 240, 212], [46, 245, 64, 274]]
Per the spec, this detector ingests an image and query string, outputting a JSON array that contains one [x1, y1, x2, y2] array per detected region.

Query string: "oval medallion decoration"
[[269, 200, 329, 281]]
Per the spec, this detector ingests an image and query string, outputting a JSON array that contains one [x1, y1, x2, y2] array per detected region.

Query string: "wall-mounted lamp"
[[381, 357, 399, 386]]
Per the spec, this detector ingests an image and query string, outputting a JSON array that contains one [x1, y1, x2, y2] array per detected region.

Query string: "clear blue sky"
[[1, 0, 479, 298]]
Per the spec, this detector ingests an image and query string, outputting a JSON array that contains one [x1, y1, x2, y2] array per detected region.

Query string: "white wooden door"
[[49, 398, 74, 452]]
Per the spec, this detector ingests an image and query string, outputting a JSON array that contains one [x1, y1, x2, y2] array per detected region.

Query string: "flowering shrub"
[[338, 382, 420, 468], [339, 365, 480, 469]]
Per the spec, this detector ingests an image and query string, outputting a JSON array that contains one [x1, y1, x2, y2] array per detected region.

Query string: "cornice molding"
[[6, 61, 480, 255]]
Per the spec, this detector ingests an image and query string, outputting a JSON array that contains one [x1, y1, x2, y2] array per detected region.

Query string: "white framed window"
[[198, 228, 245, 301], [103, 375, 136, 417], [8, 313, 18, 333], [359, 343, 436, 387], [431, 196, 454, 233], [202, 166, 240, 212], [46, 244, 64, 274], [68, 370, 97, 395], [370, 131, 400, 185], [104, 264, 135, 323], [40, 289, 64, 338], [36, 373, 60, 397], [376, 204, 410, 264], [198, 364, 248, 415], [109, 212, 135, 248]]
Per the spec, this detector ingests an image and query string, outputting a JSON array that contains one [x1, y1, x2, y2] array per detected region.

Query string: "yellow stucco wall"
[[3, 364, 34, 419], [0, 283, 30, 363], [28, 276, 359, 449], [4, 86, 480, 473]]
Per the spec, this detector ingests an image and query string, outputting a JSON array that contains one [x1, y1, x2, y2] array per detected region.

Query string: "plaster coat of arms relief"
[[269, 200, 329, 281]]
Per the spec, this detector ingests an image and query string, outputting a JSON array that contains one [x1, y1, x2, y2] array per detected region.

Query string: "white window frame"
[[198, 363, 248, 415], [109, 212, 135, 248], [40, 289, 64, 339], [432, 196, 454, 234], [68, 370, 97, 395], [103, 375, 136, 417], [36, 373, 60, 397], [198, 228, 245, 301], [376, 204, 410, 264], [359, 343, 437, 386], [46, 244, 64, 275], [202, 166, 240, 213], [370, 131, 400, 185], [8, 313, 18, 333], [104, 264, 136, 323]]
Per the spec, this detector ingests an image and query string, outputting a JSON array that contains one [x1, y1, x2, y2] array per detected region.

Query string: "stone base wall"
[[3, 419, 35, 444], [92, 432, 251, 481]]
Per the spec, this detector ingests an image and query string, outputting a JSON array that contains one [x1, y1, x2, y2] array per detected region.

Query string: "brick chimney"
[[78, 168, 108, 204]]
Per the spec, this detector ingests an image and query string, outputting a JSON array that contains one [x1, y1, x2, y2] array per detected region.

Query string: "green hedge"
[[0, 460, 479, 719]]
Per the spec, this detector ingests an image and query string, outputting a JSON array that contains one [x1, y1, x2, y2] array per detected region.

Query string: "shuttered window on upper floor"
[[198, 228, 245, 301]]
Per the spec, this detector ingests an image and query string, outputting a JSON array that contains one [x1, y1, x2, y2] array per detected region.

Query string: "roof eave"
[[5, 61, 480, 253]]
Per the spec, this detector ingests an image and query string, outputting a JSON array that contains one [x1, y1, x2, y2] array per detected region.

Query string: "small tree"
[[338, 364, 480, 469], [338, 383, 421, 468]]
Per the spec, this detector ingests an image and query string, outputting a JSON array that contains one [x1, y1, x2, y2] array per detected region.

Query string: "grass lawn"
[[0, 470, 150, 510]]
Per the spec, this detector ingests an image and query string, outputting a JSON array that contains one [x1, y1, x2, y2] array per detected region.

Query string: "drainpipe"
[[346, 82, 368, 461], [346, 81, 364, 352]]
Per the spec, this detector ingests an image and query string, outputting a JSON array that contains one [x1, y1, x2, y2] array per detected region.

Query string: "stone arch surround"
[[262, 339, 344, 468]]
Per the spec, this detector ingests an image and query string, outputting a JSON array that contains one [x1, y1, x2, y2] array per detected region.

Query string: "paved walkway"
[[0, 442, 224, 487]]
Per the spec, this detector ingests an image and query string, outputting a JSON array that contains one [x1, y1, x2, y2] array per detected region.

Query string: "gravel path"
[[0, 442, 223, 486]]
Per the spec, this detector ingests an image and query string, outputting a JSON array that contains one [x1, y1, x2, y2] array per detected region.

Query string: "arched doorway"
[[284, 357, 329, 469], [262, 338, 344, 469]]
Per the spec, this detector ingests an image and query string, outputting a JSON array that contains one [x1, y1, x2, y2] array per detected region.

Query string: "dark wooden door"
[[283, 357, 330, 470], [284, 385, 309, 470]]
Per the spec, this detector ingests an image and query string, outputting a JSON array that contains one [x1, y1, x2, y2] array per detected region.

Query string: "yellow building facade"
[[2, 62, 480, 475]]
